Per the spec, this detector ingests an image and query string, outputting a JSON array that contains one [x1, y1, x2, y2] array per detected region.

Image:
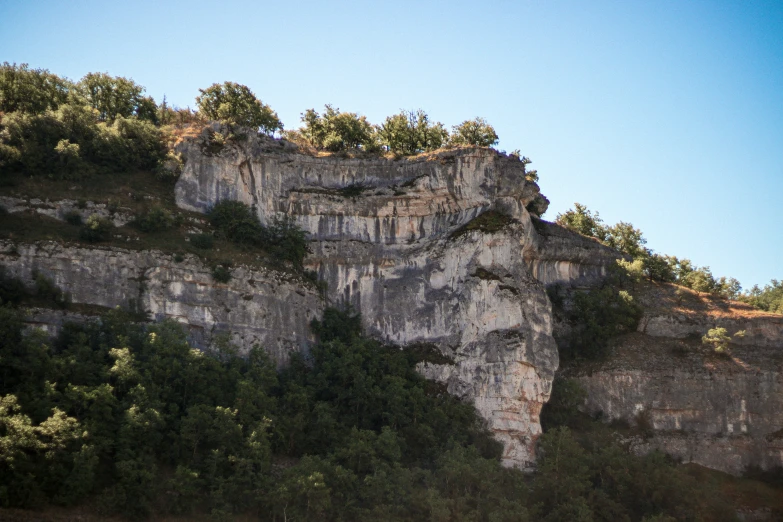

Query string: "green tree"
[[378, 109, 449, 155], [0, 62, 72, 115], [77, 72, 157, 123], [195, 82, 282, 135], [556, 202, 608, 241], [449, 117, 499, 147], [298, 104, 378, 152]]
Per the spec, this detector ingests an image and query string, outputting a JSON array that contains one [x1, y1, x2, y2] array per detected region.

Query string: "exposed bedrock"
[[0, 241, 322, 364], [172, 130, 615, 467], [571, 304, 783, 475]]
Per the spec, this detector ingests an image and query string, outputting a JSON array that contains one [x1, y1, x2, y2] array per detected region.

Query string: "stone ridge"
[[173, 128, 618, 468], [0, 241, 322, 364]]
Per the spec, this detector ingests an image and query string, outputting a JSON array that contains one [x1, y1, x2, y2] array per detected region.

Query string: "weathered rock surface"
[[571, 286, 783, 475], [0, 241, 322, 363], [0, 196, 135, 227], [173, 129, 575, 468]]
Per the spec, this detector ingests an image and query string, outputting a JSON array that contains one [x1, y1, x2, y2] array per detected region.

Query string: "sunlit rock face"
[[0, 241, 322, 364], [174, 128, 575, 468], [570, 291, 783, 475]]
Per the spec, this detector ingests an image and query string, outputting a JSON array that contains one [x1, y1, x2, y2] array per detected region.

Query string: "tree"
[[378, 109, 448, 155], [450, 117, 498, 147], [0, 62, 72, 115], [555, 203, 608, 241], [195, 82, 282, 135], [702, 327, 745, 354], [298, 105, 377, 152], [604, 221, 647, 258], [77, 72, 157, 123]]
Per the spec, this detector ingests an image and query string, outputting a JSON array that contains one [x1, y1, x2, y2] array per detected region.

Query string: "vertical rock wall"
[[174, 130, 564, 468]]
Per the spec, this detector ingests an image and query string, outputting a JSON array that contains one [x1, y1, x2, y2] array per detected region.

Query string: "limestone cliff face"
[[0, 241, 322, 363], [571, 286, 783, 475], [173, 129, 572, 468]]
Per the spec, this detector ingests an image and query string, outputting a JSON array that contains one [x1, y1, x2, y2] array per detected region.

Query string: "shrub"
[[188, 233, 214, 250], [33, 271, 70, 308], [134, 206, 174, 233], [64, 211, 82, 226], [211, 264, 232, 283], [79, 214, 113, 242], [563, 285, 642, 361], [267, 216, 309, 269], [208, 200, 264, 247], [0, 268, 27, 305]]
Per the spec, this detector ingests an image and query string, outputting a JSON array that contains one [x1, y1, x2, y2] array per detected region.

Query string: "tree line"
[[1, 63, 511, 184], [555, 203, 750, 301]]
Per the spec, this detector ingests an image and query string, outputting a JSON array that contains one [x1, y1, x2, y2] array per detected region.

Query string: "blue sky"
[[2, 0, 781, 288]]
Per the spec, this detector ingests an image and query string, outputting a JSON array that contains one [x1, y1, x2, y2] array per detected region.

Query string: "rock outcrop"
[[173, 129, 582, 468], [0, 241, 322, 363], [570, 285, 783, 475]]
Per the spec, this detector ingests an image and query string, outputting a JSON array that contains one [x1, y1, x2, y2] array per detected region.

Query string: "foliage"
[[33, 271, 70, 309], [557, 203, 743, 298], [196, 82, 282, 135], [0, 99, 166, 179], [540, 377, 587, 431], [702, 327, 745, 355], [188, 232, 214, 250], [378, 109, 449, 155], [133, 206, 174, 233], [211, 264, 232, 283], [0, 305, 749, 520], [449, 117, 498, 147], [450, 210, 514, 238], [0, 269, 27, 305], [208, 201, 310, 269], [297, 104, 378, 152], [562, 284, 642, 361], [77, 72, 157, 123], [208, 200, 264, 247], [78, 214, 113, 242], [266, 216, 310, 269], [0, 62, 72, 115], [740, 279, 783, 313]]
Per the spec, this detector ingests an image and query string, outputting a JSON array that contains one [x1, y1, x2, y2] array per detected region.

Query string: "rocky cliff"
[[569, 284, 783, 475], [0, 241, 322, 364], [171, 128, 622, 468]]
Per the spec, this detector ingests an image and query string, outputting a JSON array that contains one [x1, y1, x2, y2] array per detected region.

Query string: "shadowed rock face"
[[173, 129, 589, 468]]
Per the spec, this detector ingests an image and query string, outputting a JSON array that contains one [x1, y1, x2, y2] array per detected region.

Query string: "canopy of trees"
[[556, 203, 743, 300], [0, 64, 166, 179]]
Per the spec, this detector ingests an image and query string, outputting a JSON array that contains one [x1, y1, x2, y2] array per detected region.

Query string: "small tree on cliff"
[[450, 117, 499, 147], [196, 82, 282, 135]]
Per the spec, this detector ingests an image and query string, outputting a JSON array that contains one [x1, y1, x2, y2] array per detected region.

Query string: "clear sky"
[[2, 0, 781, 289]]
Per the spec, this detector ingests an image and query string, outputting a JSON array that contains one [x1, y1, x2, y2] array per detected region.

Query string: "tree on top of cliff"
[[295, 104, 379, 152], [556, 203, 609, 242], [378, 109, 449, 155], [78, 72, 158, 123], [449, 117, 499, 148], [196, 82, 282, 135]]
